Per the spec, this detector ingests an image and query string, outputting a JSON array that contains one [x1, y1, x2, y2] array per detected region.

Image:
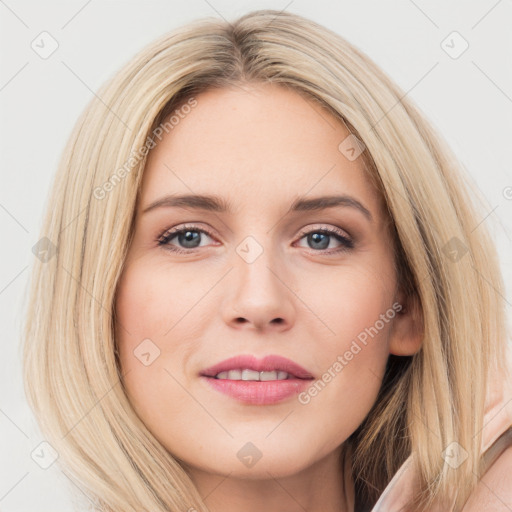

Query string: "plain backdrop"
[[1, 1, 511, 510]]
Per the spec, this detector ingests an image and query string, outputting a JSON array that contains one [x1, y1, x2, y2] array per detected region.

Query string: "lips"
[[200, 354, 314, 380], [200, 355, 315, 404]]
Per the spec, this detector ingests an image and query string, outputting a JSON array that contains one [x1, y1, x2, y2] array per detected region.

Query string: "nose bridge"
[[222, 230, 295, 331], [233, 232, 283, 299]]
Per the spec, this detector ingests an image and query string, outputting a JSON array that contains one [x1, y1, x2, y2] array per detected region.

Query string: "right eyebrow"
[[142, 194, 230, 214]]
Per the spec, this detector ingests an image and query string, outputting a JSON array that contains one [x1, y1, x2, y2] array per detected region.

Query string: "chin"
[[185, 443, 324, 481]]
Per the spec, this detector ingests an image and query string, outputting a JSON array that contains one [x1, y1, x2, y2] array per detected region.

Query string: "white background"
[[1, 0, 511, 510]]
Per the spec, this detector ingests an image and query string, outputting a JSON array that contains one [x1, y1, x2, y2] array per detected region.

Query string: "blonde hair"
[[22, 9, 510, 511]]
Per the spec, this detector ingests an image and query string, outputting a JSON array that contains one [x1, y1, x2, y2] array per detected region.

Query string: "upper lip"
[[201, 354, 314, 380]]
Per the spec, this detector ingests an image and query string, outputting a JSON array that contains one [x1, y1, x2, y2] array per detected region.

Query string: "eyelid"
[[296, 223, 351, 239]]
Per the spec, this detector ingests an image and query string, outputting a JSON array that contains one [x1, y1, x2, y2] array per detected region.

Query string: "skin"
[[115, 83, 422, 512], [463, 445, 512, 510]]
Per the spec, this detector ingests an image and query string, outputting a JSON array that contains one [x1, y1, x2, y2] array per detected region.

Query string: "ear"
[[388, 290, 423, 356]]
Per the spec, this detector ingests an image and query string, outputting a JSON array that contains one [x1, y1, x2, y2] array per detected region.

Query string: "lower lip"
[[201, 376, 312, 405]]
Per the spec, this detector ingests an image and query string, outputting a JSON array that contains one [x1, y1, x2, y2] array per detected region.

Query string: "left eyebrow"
[[142, 193, 373, 222], [290, 195, 373, 222]]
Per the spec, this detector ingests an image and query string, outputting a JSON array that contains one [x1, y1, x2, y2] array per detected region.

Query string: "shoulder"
[[462, 442, 512, 511]]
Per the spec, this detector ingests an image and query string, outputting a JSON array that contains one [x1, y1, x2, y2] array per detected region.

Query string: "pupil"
[[310, 233, 329, 250], [179, 231, 200, 248]]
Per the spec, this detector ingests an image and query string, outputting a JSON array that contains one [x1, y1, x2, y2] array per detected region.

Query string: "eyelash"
[[156, 224, 354, 255]]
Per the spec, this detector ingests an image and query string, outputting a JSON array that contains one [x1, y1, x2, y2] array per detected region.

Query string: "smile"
[[200, 354, 315, 405], [214, 369, 291, 381]]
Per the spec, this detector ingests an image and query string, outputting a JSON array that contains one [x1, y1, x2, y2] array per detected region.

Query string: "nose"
[[221, 246, 296, 333]]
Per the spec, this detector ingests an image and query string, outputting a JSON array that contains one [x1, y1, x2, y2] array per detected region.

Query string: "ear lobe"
[[388, 292, 423, 356]]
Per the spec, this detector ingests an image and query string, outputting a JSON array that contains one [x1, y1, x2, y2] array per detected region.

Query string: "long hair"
[[21, 9, 510, 511]]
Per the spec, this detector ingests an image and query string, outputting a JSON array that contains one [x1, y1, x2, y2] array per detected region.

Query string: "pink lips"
[[200, 354, 314, 405]]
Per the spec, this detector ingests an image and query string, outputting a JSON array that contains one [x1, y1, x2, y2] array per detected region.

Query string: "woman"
[[22, 9, 512, 511]]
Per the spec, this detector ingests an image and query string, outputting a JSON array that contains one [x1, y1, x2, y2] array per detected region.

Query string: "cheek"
[[114, 263, 180, 398], [298, 262, 396, 414], [114, 263, 192, 427], [297, 301, 395, 452], [308, 259, 396, 339], [114, 259, 210, 385], [115, 260, 195, 347]]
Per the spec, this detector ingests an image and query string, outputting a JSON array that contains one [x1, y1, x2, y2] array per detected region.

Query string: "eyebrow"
[[142, 193, 373, 222]]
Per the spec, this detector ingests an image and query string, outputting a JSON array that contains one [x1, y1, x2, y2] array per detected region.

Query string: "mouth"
[[201, 354, 314, 380], [212, 369, 294, 381], [200, 354, 314, 405]]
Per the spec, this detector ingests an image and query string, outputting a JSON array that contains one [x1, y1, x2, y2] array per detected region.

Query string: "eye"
[[157, 225, 216, 254], [295, 227, 354, 254], [157, 224, 355, 255]]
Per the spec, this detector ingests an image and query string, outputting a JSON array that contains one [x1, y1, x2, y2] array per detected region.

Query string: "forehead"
[[139, 83, 384, 219]]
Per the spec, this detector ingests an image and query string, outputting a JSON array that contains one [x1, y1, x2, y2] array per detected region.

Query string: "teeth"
[[241, 369, 260, 381], [227, 369, 242, 380], [214, 369, 291, 381]]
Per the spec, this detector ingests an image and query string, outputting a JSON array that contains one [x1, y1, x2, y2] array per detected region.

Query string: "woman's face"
[[115, 83, 420, 483]]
